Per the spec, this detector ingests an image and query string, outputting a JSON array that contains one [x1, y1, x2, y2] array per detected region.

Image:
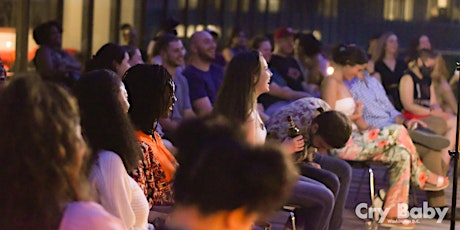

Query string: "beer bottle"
[[287, 115, 300, 138]]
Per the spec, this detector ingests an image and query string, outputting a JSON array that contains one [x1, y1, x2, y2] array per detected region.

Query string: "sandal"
[[422, 176, 449, 191]]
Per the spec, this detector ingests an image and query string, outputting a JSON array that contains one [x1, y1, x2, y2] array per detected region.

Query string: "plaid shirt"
[[345, 74, 401, 128]]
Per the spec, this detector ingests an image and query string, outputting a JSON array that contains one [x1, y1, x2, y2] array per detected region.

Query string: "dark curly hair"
[[0, 74, 88, 229]]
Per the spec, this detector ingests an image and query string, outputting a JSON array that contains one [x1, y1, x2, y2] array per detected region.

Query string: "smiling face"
[[162, 79, 177, 118], [163, 40, 186, 68], [254, 55, 272, 97], [193, 32, 217, 62]]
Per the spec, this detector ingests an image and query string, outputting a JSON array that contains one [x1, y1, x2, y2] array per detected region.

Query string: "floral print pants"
[[334, 124, 431, 217]]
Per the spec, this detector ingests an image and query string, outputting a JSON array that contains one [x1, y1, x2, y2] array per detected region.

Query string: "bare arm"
[[192, 97, 213, 116], [439, 80, 458, 114], [399, 74, 431, 115], [35, 47, 61, 80], [269, 82, 311, 100], [320, 77, 338, 109]]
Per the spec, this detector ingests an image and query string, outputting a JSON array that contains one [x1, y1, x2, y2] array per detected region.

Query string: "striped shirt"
[[345, 74, 401, 128]]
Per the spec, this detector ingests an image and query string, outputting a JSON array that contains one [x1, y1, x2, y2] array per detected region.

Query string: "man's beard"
[[165, 58, 182, 69], [198, 50, 215, 62]]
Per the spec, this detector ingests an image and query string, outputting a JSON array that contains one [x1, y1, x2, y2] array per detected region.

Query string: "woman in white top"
[[321, 44, 448, 228], [213, 51, 304, 152], [0, 75, 124, 229], [74, 69, 150, 230]]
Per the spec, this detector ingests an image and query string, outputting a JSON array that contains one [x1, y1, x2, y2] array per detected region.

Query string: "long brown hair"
[[213, 51, 262, 124], [370, 31, 397, 63], [0, 75, 89, 229]]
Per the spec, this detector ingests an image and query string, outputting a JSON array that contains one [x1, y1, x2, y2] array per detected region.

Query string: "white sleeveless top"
[[335, 97, 355, 116], [335, 97, 357, 130], [254, 111, 267, 145], [90, 150, 149, 230]]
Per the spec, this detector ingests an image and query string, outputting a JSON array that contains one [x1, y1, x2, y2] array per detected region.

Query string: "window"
[[257, 0, 280, 13], [383, 0, 414, 21]]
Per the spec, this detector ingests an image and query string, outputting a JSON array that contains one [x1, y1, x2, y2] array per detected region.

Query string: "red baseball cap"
[[274, 27, 294, 40]]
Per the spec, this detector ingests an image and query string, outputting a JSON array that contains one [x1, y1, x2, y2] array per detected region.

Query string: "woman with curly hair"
[[0, 75, 123, 229]]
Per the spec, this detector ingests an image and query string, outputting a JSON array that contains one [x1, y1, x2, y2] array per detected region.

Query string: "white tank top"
[[254, 111, 267, 145], [335, 97, 357, 130], [335, 97, 355, 116]]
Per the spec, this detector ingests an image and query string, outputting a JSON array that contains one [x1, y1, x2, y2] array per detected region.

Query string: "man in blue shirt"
[[182, 31, 224, 116], [347, 72, 458, 220]]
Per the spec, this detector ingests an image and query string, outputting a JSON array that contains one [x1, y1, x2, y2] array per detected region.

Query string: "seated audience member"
[[371, 32, 407, 111], [270, 27, 306, 92], [155, 34, 195, 134], [266, 97, 352, 230], [123, 45, 145, 66], [322, 45, 449, 228], [347, 70, 458, 220], [0, 75, 123, 229], [212, 51, 337, 230], [252, 36, 311, 116], [405, 34, 458, 115], [123, 64, 178, 209], [182, 30, 224, 116], [400, 49, 458, 168], [222, 27, 248, 63], [295, 33, 328, 97], [165, 116, 298, 230], [74, 69, 151, 229], [86, 43, 131, 80], [33, 20, 81, 88]]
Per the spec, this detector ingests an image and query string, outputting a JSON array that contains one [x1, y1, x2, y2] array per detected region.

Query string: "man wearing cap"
[[270, 27, 306, 92]]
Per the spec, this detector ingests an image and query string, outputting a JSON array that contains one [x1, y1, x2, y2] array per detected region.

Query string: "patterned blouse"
[[130, 131, 177, 207]]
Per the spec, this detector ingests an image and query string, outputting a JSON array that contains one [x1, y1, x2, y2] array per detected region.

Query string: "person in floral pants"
[[267, 97, 448, 228]]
